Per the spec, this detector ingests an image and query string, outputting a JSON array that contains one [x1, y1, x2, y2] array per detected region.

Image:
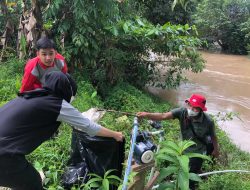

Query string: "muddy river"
[[147, 52, 250, 153]]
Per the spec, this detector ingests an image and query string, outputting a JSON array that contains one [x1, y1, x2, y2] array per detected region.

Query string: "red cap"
[[185, 94, 207, 111]]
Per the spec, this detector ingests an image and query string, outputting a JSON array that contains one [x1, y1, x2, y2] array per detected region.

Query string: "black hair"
[[43, 72, 77, 103], [36, 37, 57, 50]]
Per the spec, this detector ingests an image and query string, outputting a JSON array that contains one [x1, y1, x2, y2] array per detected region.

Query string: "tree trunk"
[[217, 39, 229, 53], [17, 0, 43, 59], [0, 1, 14, 62]]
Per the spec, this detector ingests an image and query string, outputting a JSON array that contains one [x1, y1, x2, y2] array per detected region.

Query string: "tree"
[[17, 0, 44, 59], [138, 0, 200, 25], [0, 0, 15, 61], [193, 0, 250, 54], [0, 0, 45, 60], [1, 0, 205, 96], [241, 17, 250, 54], [44, 0, 204, 96]]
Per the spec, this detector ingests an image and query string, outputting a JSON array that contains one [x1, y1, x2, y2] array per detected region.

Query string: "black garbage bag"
[[77, 131, 125, 178], [62, 161, 89, 189], [62, 130, 125, 189], [66, 129, 82, 166]]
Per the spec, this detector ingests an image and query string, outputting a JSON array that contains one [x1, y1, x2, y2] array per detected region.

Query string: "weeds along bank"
[[0, 58, 250, 189]]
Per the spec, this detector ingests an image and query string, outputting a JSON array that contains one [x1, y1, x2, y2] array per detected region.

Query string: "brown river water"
[[147, 51, 250, 153]]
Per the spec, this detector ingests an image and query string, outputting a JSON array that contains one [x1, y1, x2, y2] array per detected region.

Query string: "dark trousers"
[[0, 154, 43, 190], [189, 157, 203, 190]]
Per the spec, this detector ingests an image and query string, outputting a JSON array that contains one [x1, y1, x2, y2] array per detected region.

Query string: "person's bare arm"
[[136, 111, 174, 121], [96, 127, 123, 142]]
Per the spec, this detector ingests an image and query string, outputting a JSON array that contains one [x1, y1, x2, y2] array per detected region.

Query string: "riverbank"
[[147, 51, 250, 153], [0, 57, 250, 189]]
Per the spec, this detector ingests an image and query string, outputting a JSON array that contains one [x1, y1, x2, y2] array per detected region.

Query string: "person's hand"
[[136, 112, 148, 118], [113, 132, 124, 142], [212, 148, 219, 158]]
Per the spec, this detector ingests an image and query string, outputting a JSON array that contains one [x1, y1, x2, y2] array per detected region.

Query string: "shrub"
[[0, 57, 24, 102]]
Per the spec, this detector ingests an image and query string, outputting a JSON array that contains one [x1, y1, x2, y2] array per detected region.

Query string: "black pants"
[[0, 154, 43, 190], [189, 157, 203, 190]]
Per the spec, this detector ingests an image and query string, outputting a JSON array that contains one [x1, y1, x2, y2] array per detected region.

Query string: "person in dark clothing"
[[0, 71, 123, 190], [137, 94, 219, 190]]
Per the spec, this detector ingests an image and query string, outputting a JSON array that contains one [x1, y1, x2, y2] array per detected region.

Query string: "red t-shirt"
[[20, 53, 68, 92]]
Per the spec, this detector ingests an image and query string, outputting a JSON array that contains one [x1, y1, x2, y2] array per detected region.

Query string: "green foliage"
[[82, 169, 122, 190], [241, 17, 250, 55], [141, 0, 198, 25], [0, 0, 25, 52], [101, 82, 173, 151], [171, 0, 191, 11], [42, 0, 204, 95], [19, 34, 27, 57], [72, 72, 103, 110], [2, 0, 204, 94], [193, 0, 250, 54], [156, 140, 211, 190], [0, 57, 24, 102], [199, 173, 250, 190], [104, 82, 172, 113], [103, 18, 205, 90], [115, 115, 131, 130], [212, 111, 241, 123]]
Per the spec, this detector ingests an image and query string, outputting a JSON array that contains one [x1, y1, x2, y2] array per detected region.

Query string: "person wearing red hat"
[[137, 94, 219, 190]]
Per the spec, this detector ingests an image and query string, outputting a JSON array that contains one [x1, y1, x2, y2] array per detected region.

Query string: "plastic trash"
[[62, 162, 89, 189], [77, 132, 125, 177], [62, 108, 125, 189]]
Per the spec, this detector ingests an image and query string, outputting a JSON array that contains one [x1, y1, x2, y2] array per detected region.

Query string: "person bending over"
[[0, 71, 123, 190]]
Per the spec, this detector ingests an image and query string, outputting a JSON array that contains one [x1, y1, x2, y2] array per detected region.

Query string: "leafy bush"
[[199, 173, 250, 190], [43, 0, 204, 95], [71, 73, 103, 111], [156, 140, 211, 190], [104, 82, 172, 113], [82, 170, 122, 190], [104, 19, 205, 90], [0, 57, 24, 102], [193, 0, 250, 54], [141, 0, 198, 25]]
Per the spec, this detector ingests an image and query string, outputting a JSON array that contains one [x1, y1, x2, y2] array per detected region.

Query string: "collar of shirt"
[[191, 112, 204, 123]]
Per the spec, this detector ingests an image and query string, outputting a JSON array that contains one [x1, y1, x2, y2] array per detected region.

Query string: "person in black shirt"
[[0, 71, 123, 190]]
